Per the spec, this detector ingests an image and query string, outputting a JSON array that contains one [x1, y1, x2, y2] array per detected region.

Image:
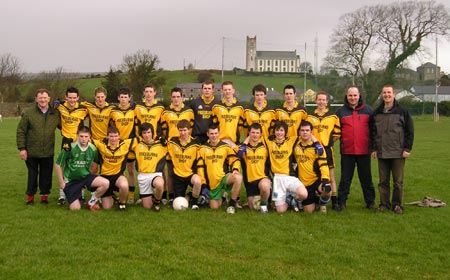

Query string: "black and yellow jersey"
[[307, 108, 341, 147], [265, 136, 297, 176], [93, 138, 134, 176], [167, 136, 200, 178], [275, 101, 307, 137], [211, 98, 244, 143], [190, 95, 220, 138], [81, 101, 114, 140], [134, 100, 165, 139], [238, 140, 270, 183], [243, 100, 276, 138], [161, 104, 194, 139], [131, 139, 167, 173], [57, 101, 88, 140], [293, 139, 330, 186], [109, 105, 136, 140], [197, 141, 241, 190]]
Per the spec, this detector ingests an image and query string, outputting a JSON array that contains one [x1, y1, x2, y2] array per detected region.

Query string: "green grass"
[[1, 116, 450, 279]]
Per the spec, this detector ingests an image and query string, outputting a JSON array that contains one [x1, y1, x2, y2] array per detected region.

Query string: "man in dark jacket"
[[336, 86, 376, 210], [371, 85, 414, 214], [17, 89, 61, 205]]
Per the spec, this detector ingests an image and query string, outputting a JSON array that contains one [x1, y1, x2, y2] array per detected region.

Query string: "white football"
[[173, 197, 189, 211]]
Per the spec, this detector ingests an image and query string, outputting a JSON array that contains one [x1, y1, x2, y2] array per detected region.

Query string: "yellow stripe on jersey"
[[161, 104, 194, 139], [293, 140, 330, 186], [131, 139, 167, 173], [82, 101, 114, 140], [93, 138, 133, 176], [211, 99, 244, 143], [110, 105, 135, 140], [243, 102, 276, 138], [275, 101, 307, 137], [167, 137, 200, 178], [57, 102, 88, 140], [265, 136, 297, 175], [197, 141, 241, 190], [307, 108, 341, 147]]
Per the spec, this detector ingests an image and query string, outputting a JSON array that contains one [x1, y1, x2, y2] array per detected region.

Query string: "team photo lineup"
[[16, 81, 414, 215]]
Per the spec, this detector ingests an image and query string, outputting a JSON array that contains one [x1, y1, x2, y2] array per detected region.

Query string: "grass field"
[[1, 116, 449, 279]]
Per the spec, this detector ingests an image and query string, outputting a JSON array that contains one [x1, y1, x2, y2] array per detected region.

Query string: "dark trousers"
[[25, 157, 54, 196], [338, 154, 375, 206], [377, 158, 405, 209]]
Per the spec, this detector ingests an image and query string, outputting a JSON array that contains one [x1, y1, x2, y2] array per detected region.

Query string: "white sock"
[[59, 189, 66, 199], [88, 192, 98, 206]]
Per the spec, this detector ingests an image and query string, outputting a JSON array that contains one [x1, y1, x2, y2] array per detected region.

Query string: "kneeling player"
[[131, 122, 166, 211], [294, 121, 332, 213], [237, 123, 271, 213], [55, 126, 109, 211]]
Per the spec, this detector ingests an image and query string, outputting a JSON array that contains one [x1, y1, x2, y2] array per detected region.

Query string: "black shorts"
[[245, 179, 265, 197], [302, 180, 321, 206], [324, 146, 335, 168], [102, 174, 123, 197], [63, 174, 98, 204], [173, 173, 193, 197]]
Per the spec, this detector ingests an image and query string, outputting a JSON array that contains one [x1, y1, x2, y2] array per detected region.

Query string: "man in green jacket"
[[17, 88, 61, 205]]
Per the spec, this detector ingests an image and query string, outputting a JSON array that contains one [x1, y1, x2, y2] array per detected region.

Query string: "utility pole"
[[221, 37, 225, 85], [434, 37, 439, 122], [303, 42, 307, 107]]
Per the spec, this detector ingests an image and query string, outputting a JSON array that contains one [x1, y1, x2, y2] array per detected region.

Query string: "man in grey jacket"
[[371, 85, 414, 214], [17, 89, 61, 205]]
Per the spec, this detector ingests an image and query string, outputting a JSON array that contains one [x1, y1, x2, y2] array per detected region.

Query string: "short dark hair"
[[249, 122, 262, 132], [144, 84, 156, 91], [177, 119, 191, 129], [171, 87, 183, 96], [274, 121, 288, 133], [94, 87, 107, 96], [207, 123, 219, 132], [252, 84, 266, 95], [139, 122, 154, 137], [202, 80, 214, 89], [35, 88, 50, 97], [66, 87, 79, 96], [221, 81, 234, 88], [315, 91, 328, 101], [118, 87, 131, 96], [299, 120, 313, 131], [283, 85, 296, 93], [77, 125, 91, 134], [107, 126, 119, 135]]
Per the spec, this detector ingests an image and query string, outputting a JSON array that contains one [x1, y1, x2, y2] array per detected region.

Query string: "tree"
[[120, 49, 165, 100], [0, 53, 23, 102], [300, 61, 313, 74], [29, 67, 72, 102], [102, 67, 123, 103], [197, 70, 213, 83], [324, 1, 450, 104]]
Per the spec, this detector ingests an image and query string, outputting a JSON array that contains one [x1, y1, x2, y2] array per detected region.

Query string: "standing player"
[[109, 87, 137, 204], [243, 84, 276, 137], [134, 84, 165, 140], [293, 121, 331, 213], [211, 81, 245, 147], [190, 80, 219, 144], [92, 126, 134, 211], [82, 87, 115, 141], [266, 121, 308, 213], [275, 85, 307, 137], [55, 126, 109, 211], [131, 123, 166, 211], [17, 88, 60, 205], [307, 92, 341, 210], [56, 87, 88, 205], [197, 124, 243, 214], [237, 123, 271, 213], [167, 120, 202, 210]]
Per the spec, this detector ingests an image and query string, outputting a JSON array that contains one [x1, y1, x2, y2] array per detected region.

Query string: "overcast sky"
[[2, 0, 449, 74]]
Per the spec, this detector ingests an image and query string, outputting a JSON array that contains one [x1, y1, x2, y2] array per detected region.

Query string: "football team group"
[[16, 81, 414, 214]]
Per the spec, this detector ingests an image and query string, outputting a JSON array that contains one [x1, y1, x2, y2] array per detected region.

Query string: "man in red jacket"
[[335, 86, 376, 211]]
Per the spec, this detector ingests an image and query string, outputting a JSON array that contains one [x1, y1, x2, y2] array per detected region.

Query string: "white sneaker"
[[192, 204, 199, 210], [260, 205, 268, 214], [226, 206, 235, 214]]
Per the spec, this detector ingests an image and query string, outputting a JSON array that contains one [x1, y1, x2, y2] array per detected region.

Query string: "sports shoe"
[[226, 206, 235, 214], [86, 203, 100, 211], [320, 205, 327, 214], [118, 204, 127, 211], [335, 203, 346, 212], [191, 204, 199, 210], [57, 197, 66, 206], [332, 203, 339, 211], [40, 195, 49, 204], [393, 205, 403, 214], [153, 204, 161, 212], [161, 198, 168, 205], [366, 202, 377, 210], [260, 205, 268, 214]]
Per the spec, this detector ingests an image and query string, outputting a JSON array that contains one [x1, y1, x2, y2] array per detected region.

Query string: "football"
[[172, 196, 189, 211]]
